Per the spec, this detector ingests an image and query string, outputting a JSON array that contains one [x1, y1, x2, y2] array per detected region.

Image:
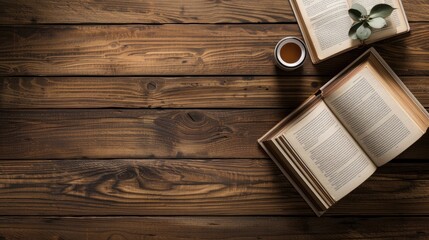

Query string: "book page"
[[324, 66, 424, 166], [281, 100, 376, 201], [349, 0, 408, 41], [295, 0, 355, 60]]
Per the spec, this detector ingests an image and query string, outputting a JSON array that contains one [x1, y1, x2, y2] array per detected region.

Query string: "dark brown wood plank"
[[0, 109, 427, 159], [0, 23, 427, 76], [1, 76, 428, 109], [0, 0, 427, 24], [0, 0, 294, 24], [0, 160, 428, 216], [0, 216, 428, 239]]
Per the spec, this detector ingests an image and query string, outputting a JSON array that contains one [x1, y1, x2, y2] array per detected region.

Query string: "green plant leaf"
[[349, 22, 364, 39], [351, 3, 367, 16], [368, 17, 387, 28], [348, 9, 362, 21], [356, 24, 371, 40], [369, 4, 395, 18]]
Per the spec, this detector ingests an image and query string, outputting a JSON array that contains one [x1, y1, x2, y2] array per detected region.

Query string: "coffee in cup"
[[274, 37, 307, 71]]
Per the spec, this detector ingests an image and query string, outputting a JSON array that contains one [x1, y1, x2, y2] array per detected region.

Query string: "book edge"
[[258, 139, 325, 217], [288, 0, 321, 64], [319, 48, 373, 92]]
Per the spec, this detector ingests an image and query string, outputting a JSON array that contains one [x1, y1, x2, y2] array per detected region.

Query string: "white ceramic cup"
[[274, 37, 307, 71]]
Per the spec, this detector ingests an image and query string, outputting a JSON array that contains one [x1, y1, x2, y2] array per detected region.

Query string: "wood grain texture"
[[0, 0, 294, 24], [0, 160, 429, 216], [1, 109, 427, 159], [0, 0, 427, 24], [0, 217, 428, 239], [0, 0, 427, 238], [0, 23, 427, 76], [1, 76, 428, 109]]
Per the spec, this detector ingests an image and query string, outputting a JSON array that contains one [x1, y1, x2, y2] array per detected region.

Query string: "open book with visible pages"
[[289, 0, 410, 63], [258, 48, 429, 216]]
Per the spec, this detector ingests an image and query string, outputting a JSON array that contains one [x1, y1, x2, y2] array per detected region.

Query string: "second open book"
[[290, 0, 410, 63], [259, 48, 429, 216]]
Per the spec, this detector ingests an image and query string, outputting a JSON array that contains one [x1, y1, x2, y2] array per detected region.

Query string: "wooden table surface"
[[0, 0, 428, 239]]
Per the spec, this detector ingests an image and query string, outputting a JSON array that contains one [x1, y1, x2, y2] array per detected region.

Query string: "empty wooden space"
[[0, 24, 428, 76], [0, 0, 428, 239]]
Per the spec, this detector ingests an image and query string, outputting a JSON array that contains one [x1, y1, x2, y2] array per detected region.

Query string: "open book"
[[289, 0, 410, 63], [259, 48, 429, 216]]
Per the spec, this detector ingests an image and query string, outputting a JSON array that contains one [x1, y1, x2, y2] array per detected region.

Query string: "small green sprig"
[[348, 3, 396, 42]]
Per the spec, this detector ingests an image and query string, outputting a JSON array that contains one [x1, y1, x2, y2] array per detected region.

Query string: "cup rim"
[[274, 37, 306, 68]]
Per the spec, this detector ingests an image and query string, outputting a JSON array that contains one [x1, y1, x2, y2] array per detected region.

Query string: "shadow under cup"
[[274, 37, 307, 71]]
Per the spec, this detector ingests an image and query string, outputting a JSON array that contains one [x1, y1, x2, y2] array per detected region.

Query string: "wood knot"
[[109, 42, 119, 48], [187, 111, 204, 123], [147, 81, 157, 91], [117, 168, 136, 180]]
